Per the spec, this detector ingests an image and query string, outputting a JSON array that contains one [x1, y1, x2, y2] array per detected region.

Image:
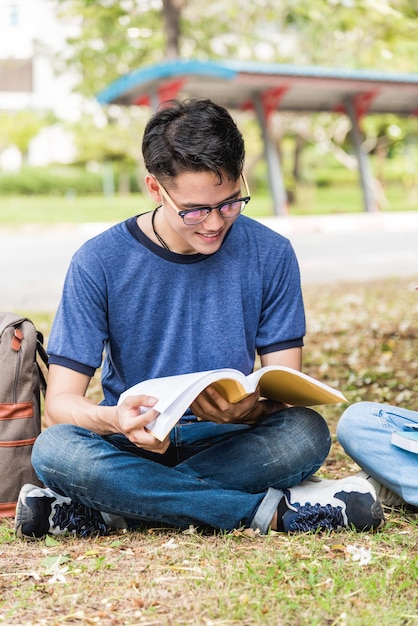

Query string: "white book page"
[[118, 368, 246, 440], [148, 369, 247, 440]]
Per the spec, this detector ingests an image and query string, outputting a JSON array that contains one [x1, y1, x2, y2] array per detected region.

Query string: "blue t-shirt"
[[48, 214, 305, 406]]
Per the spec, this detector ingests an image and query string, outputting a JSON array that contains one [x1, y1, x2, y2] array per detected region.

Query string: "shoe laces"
[[52, 501, 108, 537], [287, 502, 344, 532]]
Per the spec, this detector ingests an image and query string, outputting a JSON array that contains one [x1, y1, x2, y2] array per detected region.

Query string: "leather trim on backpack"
[[0, 402, 34, 420], [0, 438, 37, 447], [0, 502, 17, 517]]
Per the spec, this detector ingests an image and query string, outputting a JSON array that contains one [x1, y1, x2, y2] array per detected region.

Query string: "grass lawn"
[[1, 180, 417, 226], [1, 277, 417, 625]]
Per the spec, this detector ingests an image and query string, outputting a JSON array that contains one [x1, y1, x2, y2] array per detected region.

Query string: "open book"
[[118, 365, 347, 442]]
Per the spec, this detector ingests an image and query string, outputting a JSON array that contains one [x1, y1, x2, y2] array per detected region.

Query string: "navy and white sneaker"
[[15, 484, 108, 539], [277, 476, 385, 533]]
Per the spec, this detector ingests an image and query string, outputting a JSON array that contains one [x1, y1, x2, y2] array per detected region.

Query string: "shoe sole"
[[15, 483, 48, 541], [370, 500, 385, 531]]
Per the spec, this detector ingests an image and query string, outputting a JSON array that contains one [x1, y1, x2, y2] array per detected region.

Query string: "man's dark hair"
[[142, 98, 245, 184]]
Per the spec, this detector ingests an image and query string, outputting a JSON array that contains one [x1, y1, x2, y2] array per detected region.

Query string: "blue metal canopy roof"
[[97, 58, 418, 116], [97, 59, 418, 215]]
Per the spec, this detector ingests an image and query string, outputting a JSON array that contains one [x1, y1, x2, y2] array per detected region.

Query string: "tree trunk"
[[292, 134, 305, 182], [162, 0, 185, 59]]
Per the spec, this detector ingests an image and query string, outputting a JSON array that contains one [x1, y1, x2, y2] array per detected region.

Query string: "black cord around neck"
[[151, 207, 171, 251]]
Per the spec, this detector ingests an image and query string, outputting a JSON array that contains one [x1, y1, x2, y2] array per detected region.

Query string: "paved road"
[[260, 211, 418, 286], [1, 211, 417, 312]]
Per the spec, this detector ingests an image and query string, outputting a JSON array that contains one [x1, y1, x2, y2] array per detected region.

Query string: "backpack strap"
[[36, 331, 49, 396]]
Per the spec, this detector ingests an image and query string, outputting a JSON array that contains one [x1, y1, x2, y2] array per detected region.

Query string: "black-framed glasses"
[[155, 174, 251, 225]]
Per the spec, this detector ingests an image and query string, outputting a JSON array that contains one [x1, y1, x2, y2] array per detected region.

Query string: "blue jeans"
[[337, 402, 418, 506], [32, 407, 330, 534]]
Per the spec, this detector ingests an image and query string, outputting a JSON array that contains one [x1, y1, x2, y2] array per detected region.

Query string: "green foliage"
[[0, 1, 416, 212], [0, 110, 56, 159], [52, 0, 418, 100], [0, 194, 148, 225], [0, 166, 103, 195], [0, 165, 141, 196], [68, 108, 149, 165], [285, 0, 418, 71], [55, 0, 165, 96]]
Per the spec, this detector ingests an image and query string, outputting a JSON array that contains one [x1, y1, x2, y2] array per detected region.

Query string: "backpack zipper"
[[11, 326, 23, 403]]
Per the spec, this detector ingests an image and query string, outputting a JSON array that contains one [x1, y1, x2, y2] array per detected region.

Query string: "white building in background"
[[0, 0, 86, 168]]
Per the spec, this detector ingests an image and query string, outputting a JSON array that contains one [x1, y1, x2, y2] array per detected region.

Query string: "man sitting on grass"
[[15, 99, 384, 539]]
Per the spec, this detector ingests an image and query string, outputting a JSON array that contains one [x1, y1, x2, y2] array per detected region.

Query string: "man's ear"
[[144, 175, 163, 203]]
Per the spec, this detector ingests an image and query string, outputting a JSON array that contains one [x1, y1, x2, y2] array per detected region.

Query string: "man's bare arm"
[[44, 364, 169, 453]]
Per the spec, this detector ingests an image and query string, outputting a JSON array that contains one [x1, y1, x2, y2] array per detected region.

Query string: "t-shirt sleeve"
[[256, 237, 305, 355], [47, 248, 109, 375]]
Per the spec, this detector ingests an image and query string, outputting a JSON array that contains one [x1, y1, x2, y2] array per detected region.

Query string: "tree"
[[51, 1, 416, 97], [162, 0, 185, 59], [50, 0, 418, 204], [68, 107, 150, 193], [53, 0, 189, 97], [0, 110, 55, 163]]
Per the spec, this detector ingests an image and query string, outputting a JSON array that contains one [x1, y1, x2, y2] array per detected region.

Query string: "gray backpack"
[[0, 313, 48, 517]]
